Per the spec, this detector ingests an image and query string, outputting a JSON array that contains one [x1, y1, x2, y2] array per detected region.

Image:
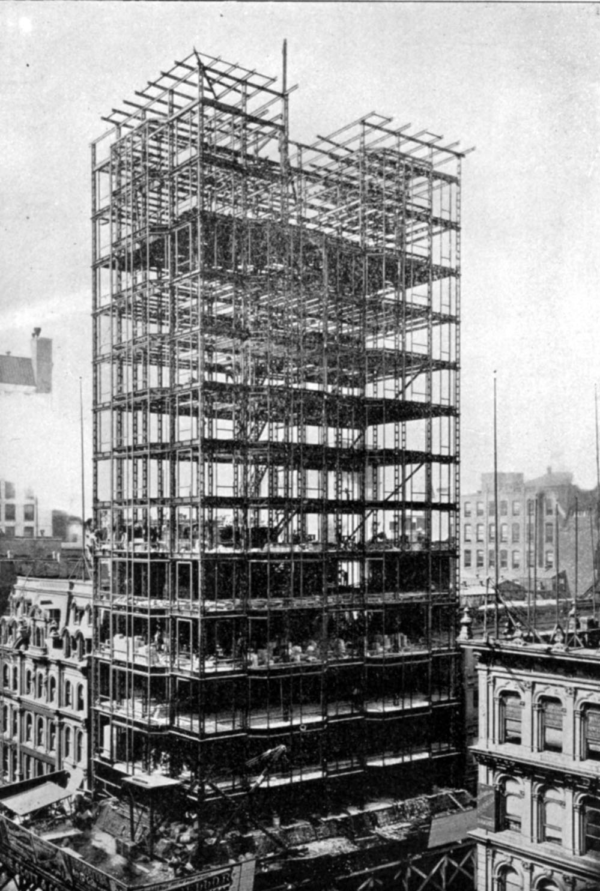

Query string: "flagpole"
[[80, 377, 86, 554], [555, 503, 559, 629], [494, 372, 499, 638]]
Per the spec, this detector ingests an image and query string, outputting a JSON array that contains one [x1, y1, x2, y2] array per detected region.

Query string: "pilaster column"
[[564, 687, 576, 758], [520, 681, 533, 751], [574, 708, 583, 761]]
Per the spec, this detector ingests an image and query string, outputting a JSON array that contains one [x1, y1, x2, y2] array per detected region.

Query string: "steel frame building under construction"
[[91, 47, 466, 823]]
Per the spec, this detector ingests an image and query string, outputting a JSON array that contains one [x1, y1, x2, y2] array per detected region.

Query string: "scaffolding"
[[91, 47, 466, 818]]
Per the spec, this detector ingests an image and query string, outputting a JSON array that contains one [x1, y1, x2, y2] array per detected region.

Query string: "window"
[[25, 713, 33, 742], [464, 524, 472, 542], [488, 501, 495, 516], [49, 675, 56, 702], [25, 670, 32, 695], [546, 499, 554, 516], [501, 692, 522, 744], [540, 788, 563, 845], [511, 523, 520, 544], [500, 501, 508, 516], [584, 707, 600, 761], [476, 502, 484, 516], [2, 665, 9, 687], [1, 705, 7, 734], [36, 673, 43, 698], [36, 718, 44, 747], [23, 527, 34, 538], [498, 867, 521, 891], [464, 502, 472, 517], [489, 523, 495, 542], [12, 667, 18, 691], [500, 550, 508, 569], [541, 698, 563, 752], [64, 680, 72, 707], [77, 685, 85, 711], [545, 551, 555, 569], [476, 524, 484, 542], [476, 551, 484, 569], [512, 501, 521, 517], [545, 522, 554, 544], [64, 726, 71, 759], [512, 551, 521, 569], [23, 505, 35, 522], [4, 504, 15, 522], [528, 550, 535, 568], [501, 779, 523, 832], [464, 550, 472, 569], [488, 550, 495, 568], [4, 527, 14, 539], [76, 731, 84, 764], [5, 482, 15, 500], [48, 722, 56, 751], [500, 524, 508, 543], [583, 797, 600, 855]]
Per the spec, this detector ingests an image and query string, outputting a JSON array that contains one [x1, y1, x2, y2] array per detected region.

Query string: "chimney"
[[31, 329, 52, 393]]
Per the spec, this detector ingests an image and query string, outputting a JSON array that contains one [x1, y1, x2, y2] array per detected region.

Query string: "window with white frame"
[[500, 692, 522, 744], [540, 698, 563, 753], [584, 706, 600, 762], [501, 778, 523, 832], [582, 796, 600, 855], [539, 787, 563, 845], [498, 866, 521, 891]]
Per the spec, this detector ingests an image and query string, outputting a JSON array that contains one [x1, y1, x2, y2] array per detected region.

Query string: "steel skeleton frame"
[[91, 49, 465, 816]]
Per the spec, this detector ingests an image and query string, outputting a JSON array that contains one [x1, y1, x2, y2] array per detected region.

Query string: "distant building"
[[0, 480, 52, 541], [0, 329, 52, 394], [467, 622, 600, 890], [0, 576, 91, 785], [460, 469, 598, 596]]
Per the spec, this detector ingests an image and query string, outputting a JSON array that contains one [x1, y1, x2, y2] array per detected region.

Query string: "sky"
[[0, 1, 599, 516]]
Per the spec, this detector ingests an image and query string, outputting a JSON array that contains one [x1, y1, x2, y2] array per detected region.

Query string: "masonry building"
[[468, 625, 600, 891], [0, 576, 91, 786]]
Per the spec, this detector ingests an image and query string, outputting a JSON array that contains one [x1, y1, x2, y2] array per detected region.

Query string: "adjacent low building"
[[467, 624, 600, 890], [0, 576, 91, 786]]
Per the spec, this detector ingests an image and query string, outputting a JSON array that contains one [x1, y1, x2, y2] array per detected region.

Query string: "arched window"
[[537, 883, 561, 891], [12, 666, 18, 691], [63, 633, 71, 659], [64, 726, 71, 759], [501, 779, 523, 832], [25, 713, 33, 742], [77, 685, 85, 711], [25, 670, 32, 695], [540, 787, 563, 846], [48, 722, 56, 751], [36, 673, 44, 698], [582, 796, 600, 855], [49, 675, 56, 702], [540, 698, 563, 753], [2, 665, 9, 687], [36, 717, 44, 747], [64, 680, 72, 707], [500, 692, 522, 745], [583, 706, 600, 762], [498, 867, 521, 891], [76, 731, 84, 764], [2, 705, 8, 734]]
